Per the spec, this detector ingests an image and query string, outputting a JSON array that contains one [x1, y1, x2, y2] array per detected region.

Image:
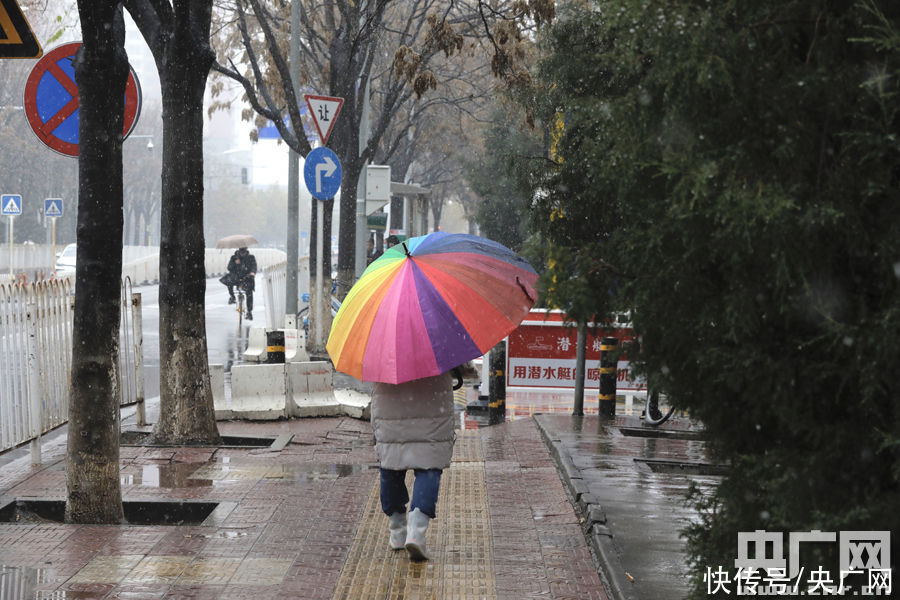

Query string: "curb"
[[534, 415, 639, 600]]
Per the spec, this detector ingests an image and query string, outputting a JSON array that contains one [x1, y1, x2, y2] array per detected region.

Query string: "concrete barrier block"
[[223, 363, 287, 420], [306, 362, 333, 393], [286, 361, 337, 417], [242, 327, 268, 362], [283, 328, 309, 362], [334, 389, 372, 421]]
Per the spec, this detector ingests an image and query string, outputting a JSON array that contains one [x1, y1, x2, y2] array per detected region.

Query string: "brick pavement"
[[0, 415, 609, 599]]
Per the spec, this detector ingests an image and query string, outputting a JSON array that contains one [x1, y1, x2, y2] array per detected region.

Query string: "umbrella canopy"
[[216, 234, 259, 249], [327, 231, 538, 384]]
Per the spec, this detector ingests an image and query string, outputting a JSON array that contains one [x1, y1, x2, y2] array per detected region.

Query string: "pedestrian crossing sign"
[[44, 198, 62, 218], [1, 193, 22, 216]]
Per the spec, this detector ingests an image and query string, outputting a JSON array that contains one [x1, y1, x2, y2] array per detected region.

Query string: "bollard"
[[488, 341, 506, 425], [598, 336, 617, 417], [265, 330, 286, 364]]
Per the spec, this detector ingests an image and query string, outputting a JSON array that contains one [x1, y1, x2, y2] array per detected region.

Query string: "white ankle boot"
[[405, 508, 431, 561], [388, 512, 407, 550]]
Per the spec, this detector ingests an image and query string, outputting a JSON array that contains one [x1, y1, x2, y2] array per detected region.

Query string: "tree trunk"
[[65, 1, 127, 524], [323, 196, 334, 333], [336, 161, 360, 298], [151, 34, 220, 445]]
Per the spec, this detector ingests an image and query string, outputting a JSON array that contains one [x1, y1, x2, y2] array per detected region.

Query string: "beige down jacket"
[[371, 372, 456, 470]]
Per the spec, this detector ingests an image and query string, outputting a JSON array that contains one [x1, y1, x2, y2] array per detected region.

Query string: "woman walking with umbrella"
[[371, 369, 462, 560], [327, 232, 538, 561]]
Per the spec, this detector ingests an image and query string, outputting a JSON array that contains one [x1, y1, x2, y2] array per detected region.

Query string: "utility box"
[[365, 165, 391, 214]]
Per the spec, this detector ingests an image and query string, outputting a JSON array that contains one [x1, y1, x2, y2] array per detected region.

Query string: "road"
[[135, 277, 266, 399]]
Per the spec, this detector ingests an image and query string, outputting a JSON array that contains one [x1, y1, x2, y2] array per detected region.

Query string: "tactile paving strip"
[[450, 431, 482, 464], [330, 430, 497, 600]]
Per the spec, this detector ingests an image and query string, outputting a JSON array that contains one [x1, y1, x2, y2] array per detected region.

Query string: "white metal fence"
[[261, 257, 310, 330], [0, 277, 143, 460], [1, 244, 288, 286]]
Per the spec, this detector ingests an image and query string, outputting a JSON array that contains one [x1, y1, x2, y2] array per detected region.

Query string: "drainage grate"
[[619, 427, 708, 441], [120, 431, 293, 449], [0, 499, 236, 526], [634, 458, 729, 476]]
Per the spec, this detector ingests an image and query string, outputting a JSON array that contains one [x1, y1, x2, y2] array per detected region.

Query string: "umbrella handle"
[[451, 368, 463, 390]]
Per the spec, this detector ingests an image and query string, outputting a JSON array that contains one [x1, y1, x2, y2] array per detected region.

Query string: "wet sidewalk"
[[0, 403, 609, 599], [535, 413, 721, 600]]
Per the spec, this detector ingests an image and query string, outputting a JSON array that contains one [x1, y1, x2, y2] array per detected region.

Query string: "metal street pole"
[[573, 321, 586, 416], [316, 198, 324, 348], [8, 217, 14, 278], [51, 217, 56, 274], [285, 0, 302, 322]]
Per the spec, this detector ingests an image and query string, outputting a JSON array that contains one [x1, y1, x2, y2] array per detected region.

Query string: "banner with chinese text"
[[506, 311, 646, 391]]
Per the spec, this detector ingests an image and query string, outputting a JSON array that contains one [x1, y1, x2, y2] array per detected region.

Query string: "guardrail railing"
[[261, 256, 310, 330], [0, 277, 143, 462]]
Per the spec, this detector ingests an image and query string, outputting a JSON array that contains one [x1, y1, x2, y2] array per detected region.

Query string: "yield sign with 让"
[[0, 0, 42, 59], [303, 94, 343, 146]]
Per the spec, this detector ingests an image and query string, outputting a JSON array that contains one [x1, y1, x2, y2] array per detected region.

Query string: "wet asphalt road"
[[134, 277, 264, 399]]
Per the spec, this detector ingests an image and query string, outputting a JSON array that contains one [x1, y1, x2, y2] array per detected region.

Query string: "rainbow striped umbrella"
[[327, 232, 538, 384]]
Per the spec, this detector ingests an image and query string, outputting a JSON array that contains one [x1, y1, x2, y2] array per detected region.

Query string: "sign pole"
[[316, 199, 325, 349], [8, 217, 14, 278], [573, 321, 586, 416], [51, 218, 56, 274]]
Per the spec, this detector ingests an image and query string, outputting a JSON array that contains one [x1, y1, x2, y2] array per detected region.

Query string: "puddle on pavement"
[[212, 529, 250, 539], [619, 426, 707, 441], [1, 565, 71, 599], [171, 456, 377, 487], [262, 463, 371, 482], [121, 463, 213, 488]]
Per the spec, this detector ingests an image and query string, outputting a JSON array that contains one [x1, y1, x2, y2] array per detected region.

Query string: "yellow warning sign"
[[0, 0, 42, 59]]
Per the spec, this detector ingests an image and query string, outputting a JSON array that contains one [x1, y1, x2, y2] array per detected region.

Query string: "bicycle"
[[233, 277, 253, 328], [236, 288, 246, 328]]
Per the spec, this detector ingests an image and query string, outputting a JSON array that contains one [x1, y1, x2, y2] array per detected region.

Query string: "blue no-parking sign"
[[23, 42, 142, 157], [303, 147, 342, 200]]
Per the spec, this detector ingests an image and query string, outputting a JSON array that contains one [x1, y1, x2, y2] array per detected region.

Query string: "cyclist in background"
[[221, 247, 257, 320]]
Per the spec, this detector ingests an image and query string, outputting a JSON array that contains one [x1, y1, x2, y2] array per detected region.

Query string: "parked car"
[[55, 243, 76, 275]]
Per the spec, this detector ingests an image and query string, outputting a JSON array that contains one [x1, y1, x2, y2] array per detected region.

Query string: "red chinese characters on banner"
[[506, 310, 646, 391]]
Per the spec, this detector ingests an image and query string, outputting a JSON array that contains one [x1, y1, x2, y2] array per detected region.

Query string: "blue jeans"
[[379, 468, 442, 519]]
